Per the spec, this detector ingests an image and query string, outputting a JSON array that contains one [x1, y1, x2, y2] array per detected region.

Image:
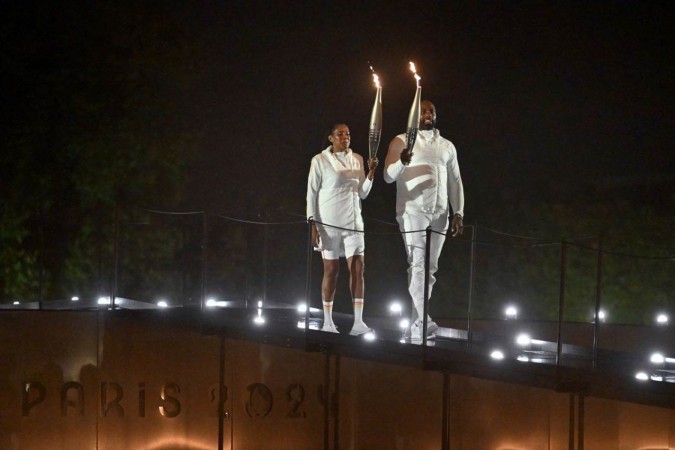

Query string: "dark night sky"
[[2, 0, 673, 315], [5, 1, 674, 224], [180, 0, 674, 223]]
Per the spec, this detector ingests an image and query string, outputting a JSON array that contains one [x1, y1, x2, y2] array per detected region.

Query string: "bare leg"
[[347, 255, 370, 334], [321, 258, 339, 329], [346, 255, 364, 299]]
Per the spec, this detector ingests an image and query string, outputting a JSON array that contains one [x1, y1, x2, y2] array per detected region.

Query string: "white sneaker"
[[321, 323, 339, 333], [349, 321, 372, 336], [410, 320, 436, 341], [410, 321, 421, 340]]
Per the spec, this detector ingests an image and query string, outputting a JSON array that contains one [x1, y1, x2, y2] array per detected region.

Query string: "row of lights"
[[107, 296, 675, 385], [635, 352, 675, 383], [207, 299, 675, 385], [20, 295, 673, 382], [485, 331, 675, 385], [6, 297, 672, 327], [15, 296, 174, 308], [488, 332, 548, 363], [389, 301, 670, 326], [503, 305, 670, 326]]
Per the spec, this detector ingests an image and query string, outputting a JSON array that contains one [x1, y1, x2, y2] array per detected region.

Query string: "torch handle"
[[368, 128, 381, 160], [405, 127, 418, 151]]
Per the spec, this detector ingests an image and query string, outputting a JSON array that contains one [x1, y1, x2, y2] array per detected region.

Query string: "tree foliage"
[[1, 1, 203, 302]]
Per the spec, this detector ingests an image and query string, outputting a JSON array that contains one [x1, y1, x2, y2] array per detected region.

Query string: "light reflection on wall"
[[147, 438, 214, 450]]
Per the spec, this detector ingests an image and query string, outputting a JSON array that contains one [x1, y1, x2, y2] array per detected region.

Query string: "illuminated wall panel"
[[0, 311, 673, 449], [450, 375, 559, 449], [339, 358, 443, 449], [96, 313, 223, 450], [226, 340, 324, 449], [582, 397, 675, 449], [0, 312, 99, 450]]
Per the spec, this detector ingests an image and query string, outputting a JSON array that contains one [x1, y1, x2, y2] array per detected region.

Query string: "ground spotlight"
[[594, 309, 607, 322], [12, 301, 19, 305], [206, 298, 217, 307], [71, 296, 79, 302], [650, 353, 665, 364], [635, 371, 649, 381], [363, 331, 376, 341], [254, 304, 265, 325], [517, 355, 529, 362], [516, 333, 531, 346], [389, 302, 402, 315], [97, 296, 111, 305], [399, 319, 410, 329], [656, 313, 669, 325], [157, 300, 169, 308], [296, 302, 307, 313], [490, 350, 505, 360], [504, 306, 518, 320]]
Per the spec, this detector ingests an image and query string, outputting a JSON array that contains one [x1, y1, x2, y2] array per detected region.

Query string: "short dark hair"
[[326, 123, 348, 147]]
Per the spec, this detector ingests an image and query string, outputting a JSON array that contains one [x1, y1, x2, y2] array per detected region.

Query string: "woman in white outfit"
[[306, 123, 378, 335]]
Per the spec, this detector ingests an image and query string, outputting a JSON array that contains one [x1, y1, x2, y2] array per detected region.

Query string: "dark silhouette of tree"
[[1, 1, 204, 302]]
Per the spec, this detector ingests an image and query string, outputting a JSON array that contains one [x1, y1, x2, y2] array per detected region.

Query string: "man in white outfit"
[[384, 100, 464, 340], [307, 124, 378, 335]]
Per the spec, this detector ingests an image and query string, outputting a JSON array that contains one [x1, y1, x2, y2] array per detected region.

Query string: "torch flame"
[[409, 61, 421, 86], [368, 63, 381, 88]]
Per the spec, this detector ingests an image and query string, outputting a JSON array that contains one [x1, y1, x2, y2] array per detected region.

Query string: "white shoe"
[[427, 320, 439, 335], [321, 323, 339, 333], [410, 320, 436, 341], [349, 321, 372, 336]]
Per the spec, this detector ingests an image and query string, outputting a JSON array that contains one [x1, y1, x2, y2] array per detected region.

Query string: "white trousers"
[[396, 211, 449, 315]]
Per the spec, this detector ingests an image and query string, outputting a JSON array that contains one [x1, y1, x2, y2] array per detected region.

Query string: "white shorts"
[[318, 229, 365, 260]]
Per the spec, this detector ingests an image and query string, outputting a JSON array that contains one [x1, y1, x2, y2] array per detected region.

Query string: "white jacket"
[[384, 129, 464, 217], [306, 147, 373, 231]]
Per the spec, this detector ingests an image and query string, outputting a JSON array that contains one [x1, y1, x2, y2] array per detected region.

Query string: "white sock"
[[353, 298, 364, 324], [323, 301, 334, 326]]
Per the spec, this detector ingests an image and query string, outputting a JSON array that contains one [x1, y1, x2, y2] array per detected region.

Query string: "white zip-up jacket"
[[384, 129, 464, 217], [306, 147, 373, 231]]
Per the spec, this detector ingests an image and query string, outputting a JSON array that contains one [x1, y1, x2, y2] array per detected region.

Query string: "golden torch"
[[368, 71, 382, 160], [404, 62, 421, 164]]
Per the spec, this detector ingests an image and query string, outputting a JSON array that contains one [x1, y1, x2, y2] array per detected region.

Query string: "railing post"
[[111, 204, 120, 309], [592, 233, 603, 370], [304, 219, 314, 332], [38, 203, 45, 310], [557, 239, 567, 367], [200, 212, 208, 313], [467, 224, 477, 350], [262, 212, 269, 307], [422, 226, 432, 347]]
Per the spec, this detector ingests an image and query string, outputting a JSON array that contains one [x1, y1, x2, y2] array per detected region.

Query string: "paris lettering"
[[20, 381, 318, 419]]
